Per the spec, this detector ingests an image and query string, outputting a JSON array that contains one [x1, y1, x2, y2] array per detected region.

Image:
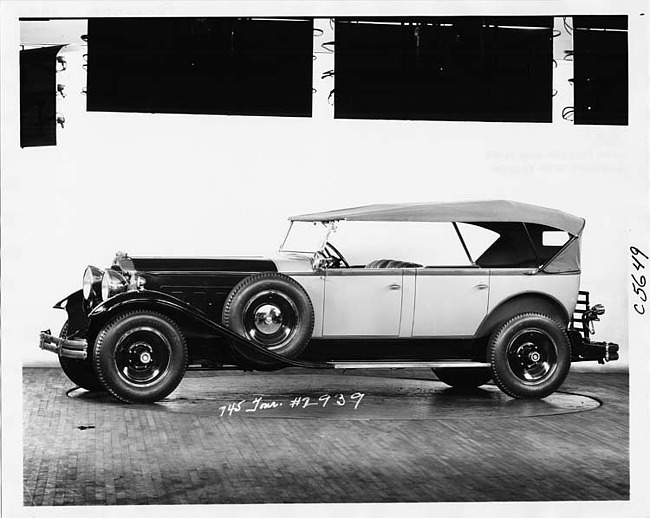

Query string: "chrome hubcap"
[[243, 290, 298, 350], [253, 304, 283, 334]]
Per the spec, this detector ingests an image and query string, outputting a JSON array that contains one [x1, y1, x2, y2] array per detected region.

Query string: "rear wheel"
[[93, 311, 187, 403], [488, 313, 571, 399], [58, 322, 104, 391], [432, 367, 492, 389]]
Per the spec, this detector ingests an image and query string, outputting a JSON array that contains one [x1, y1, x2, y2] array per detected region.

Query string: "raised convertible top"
[[290, 200, 586, 236]]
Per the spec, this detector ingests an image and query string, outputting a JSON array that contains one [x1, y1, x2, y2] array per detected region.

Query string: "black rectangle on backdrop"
[[335, 17, 553, 123], [87, 18, 313, 117], [20, 45, 62, 147], [573, 16, 628, 126]]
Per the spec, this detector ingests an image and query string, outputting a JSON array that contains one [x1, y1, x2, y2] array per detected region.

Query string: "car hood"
[[126, 256, 278, 274]]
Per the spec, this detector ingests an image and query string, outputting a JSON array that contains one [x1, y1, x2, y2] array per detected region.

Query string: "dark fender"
[[54, 290, 91, 337], [54, 289, 83, 309], [88, 290, 332, 370], [474, 292, 570, 339]]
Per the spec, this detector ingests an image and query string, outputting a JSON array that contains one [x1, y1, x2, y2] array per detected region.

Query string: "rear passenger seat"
[[365, 259, 423, 268]]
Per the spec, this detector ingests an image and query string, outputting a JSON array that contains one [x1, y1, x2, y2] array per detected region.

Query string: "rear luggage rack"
[[569, 291, 619, 363], [571, 290, 591, 341]]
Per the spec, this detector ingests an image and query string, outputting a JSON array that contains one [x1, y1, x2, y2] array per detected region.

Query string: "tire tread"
[[488, 312, 571, 399]]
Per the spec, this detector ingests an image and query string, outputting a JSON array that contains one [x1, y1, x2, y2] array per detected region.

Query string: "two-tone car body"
[[40, 200, 618, 402]]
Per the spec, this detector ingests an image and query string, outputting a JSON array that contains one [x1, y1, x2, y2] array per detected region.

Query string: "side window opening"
[[466, 222, 572, 268], [455, 223, 500, 264], [542, 230, 570, 247], [527, 224, 572, 264], [470, 222, 538, 268], [327, 221, 473, 267]]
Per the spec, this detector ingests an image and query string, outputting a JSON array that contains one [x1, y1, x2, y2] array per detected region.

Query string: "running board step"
[[329, 361, 490, 369]]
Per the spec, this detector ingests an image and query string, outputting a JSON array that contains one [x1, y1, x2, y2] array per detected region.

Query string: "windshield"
[[280, 221, 330, 253]]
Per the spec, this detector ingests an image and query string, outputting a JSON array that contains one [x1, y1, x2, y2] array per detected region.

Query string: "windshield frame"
[[279, 220, 332, 254]]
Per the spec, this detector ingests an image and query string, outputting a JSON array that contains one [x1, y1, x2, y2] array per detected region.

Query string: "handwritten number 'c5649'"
[[631, 246, 648, 315]]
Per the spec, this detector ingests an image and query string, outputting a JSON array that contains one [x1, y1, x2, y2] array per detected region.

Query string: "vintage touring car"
[[40, 200, 618, 403]]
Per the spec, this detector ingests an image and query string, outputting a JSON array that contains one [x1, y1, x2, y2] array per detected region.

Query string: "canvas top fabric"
[[290, 200, 586, 236]]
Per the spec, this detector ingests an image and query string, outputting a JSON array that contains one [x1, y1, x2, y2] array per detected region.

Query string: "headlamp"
[[101, 269, 128, 301], [82, 265, 103, 300]]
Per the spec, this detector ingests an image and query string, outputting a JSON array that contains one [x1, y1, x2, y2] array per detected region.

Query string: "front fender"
[[89, 290, 332, 370], [54, 290, 90, 337], [89, 289, 208, 321], [53, 289, 83, 309]]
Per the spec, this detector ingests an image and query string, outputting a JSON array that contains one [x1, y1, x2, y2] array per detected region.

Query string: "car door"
[[411, 267, 489, 337], [321, 267, 404, 337]]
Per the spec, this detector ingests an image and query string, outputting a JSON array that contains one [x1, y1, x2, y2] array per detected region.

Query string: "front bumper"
[[39, 330, 88, 360]]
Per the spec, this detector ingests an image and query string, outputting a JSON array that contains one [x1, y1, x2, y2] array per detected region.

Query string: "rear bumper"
[[571, 337, 619, 364], [39, 330, 88, 360]]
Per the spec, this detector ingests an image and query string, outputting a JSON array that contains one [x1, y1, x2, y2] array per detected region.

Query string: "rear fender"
[[475, 293, 570, 339]]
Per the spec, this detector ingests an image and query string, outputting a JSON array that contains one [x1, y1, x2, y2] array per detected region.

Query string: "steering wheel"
[[324, 242, 350, 268]]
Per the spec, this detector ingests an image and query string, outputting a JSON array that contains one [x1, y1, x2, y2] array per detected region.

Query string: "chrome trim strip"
[[325, 268, 407, 277], [147, 271, 269, 276], [331, 361, 490, 369], [488, 269, 581, 276], [415, 268, 485, 276]]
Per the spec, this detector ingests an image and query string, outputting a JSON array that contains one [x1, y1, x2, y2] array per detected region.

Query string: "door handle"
[[388, 284, 401, 290], [475, 283, 488, 290]]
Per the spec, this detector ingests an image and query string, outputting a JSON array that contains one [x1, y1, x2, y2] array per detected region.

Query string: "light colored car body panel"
[[272, 252, 315, 274], [322, 269, 403, 337], [412, 268, 490, 337], [274, 251, 580, 339], [487, 270, 580, 320], [272, 253, 325, 338]]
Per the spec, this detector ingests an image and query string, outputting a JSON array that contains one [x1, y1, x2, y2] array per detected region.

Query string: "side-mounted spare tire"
[[93, 310, 188, 403], [488, 313, 571, 399], [222, 272, 314, 368], [58, 322, 104, 392]]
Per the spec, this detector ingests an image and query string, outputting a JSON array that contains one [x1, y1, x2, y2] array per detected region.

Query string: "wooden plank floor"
[[22, 368, 629, 505]]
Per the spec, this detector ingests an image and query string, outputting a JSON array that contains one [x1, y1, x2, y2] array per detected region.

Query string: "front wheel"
[[488, 313, 571, 399], [93, 311, 187, 403], [432, 367, 492, 389]]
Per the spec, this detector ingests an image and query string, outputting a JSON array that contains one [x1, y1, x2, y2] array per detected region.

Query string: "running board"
[[329, 361, 490, 369]]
